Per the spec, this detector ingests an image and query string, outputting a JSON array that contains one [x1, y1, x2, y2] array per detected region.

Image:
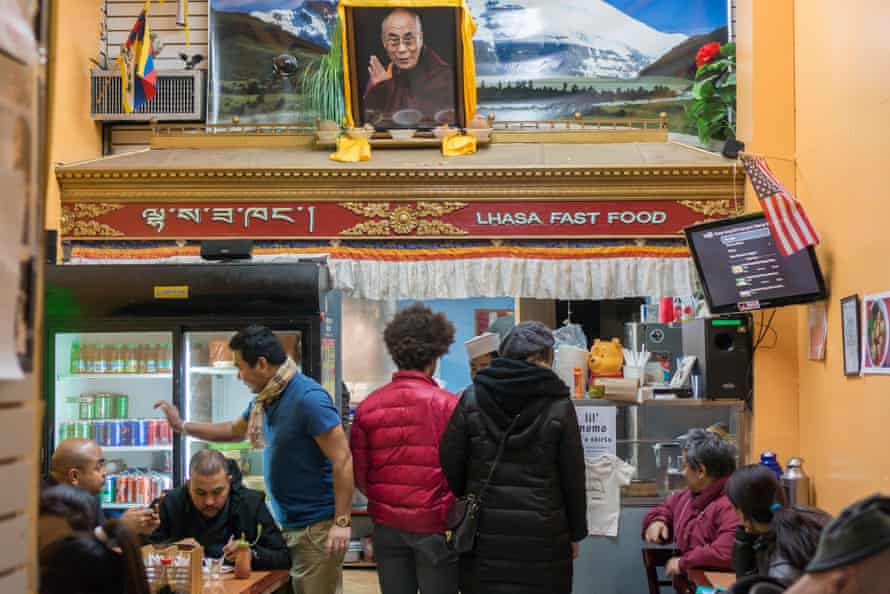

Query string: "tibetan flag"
[[740, 154, 821, 256], [118, 4, 157, 113]]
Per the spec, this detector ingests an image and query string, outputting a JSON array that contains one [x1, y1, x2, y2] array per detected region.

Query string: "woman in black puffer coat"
[[440, 321, 587, 594]]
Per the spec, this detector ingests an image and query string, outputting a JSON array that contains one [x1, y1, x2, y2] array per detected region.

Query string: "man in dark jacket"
[[150, 449, 289, 570], [440, 321, 588, 594]]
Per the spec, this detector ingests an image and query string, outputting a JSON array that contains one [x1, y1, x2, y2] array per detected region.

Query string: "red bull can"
[[119, 419, 132, 446]]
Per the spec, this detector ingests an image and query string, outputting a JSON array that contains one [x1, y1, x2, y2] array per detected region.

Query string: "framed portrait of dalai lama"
[[339, 0, 475, 131]]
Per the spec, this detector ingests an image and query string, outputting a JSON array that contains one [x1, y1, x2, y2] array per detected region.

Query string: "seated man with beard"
[[150, 449, 289, 569], [364, 8, 455, 126]]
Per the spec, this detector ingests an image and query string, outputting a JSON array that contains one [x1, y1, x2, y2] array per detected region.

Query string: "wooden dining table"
[[687, 568, 736, 591], [222, 570, 290, 594]]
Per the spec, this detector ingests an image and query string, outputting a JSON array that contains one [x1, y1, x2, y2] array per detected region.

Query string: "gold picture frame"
[[338, 0, 477, 131]]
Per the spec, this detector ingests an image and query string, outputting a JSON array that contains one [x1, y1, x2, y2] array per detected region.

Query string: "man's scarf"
[[247, 357, 298, 449]]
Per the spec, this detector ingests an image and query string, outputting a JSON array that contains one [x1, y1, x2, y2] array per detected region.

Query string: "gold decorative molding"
[[340, 202, 391, 218], [57, 166, 743, 182], [416, 221, 468, 236], [414, 202, 468, 217], [677, 199, 741, 217], [337, 201, 470, 237], [61, 203, 125, 237], [339, 221, 392, 236]]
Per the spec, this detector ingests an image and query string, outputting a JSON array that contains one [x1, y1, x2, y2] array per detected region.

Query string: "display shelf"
[[101, 445, 172, 453], [103, 503, 149, 510], [189, 366, 238, 376], [57, 373, 172, 381]]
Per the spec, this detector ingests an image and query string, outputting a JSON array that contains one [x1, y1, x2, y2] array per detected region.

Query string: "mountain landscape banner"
[[208, 0, 728, 131]]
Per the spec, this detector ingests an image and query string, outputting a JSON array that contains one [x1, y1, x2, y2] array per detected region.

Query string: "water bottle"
[[759, 450, 784, 479], [781, 457, 811, 506]]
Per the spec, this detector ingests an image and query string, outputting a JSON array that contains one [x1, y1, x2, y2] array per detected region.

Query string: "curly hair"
[[384, 303, 455, 371]]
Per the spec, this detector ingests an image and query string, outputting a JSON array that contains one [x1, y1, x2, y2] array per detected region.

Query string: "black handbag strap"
[[477, 414, 519, 502]]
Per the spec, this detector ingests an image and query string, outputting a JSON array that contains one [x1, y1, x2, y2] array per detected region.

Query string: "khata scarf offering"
[[246, 357, 298, 449]]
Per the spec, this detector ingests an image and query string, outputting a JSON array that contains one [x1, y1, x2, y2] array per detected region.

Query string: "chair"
[[642, 547, 692, 594]]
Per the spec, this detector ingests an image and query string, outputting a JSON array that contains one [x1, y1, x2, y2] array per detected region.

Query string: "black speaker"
[[681, 315, 753, 400], [45, 229, 58, 264], [200, 239, 253, 261], [722, 138, 745, 159]]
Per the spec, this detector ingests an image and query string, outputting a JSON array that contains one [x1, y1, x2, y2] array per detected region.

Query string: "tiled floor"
[[343, 568, 381, 594]]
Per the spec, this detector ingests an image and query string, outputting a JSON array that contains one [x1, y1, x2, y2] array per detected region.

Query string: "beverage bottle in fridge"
[[135, 344, 145, 374], [112, 344, 124, 374], [103, 344, 115, 374], [158, 343, 172, 374], [124, 344, 138, 374], [69, 342, 81, 375], [82, 342, 93, 374], [79, 394, 95, 420], [114, 393, 128, 419], [146, 345, 158, 374]]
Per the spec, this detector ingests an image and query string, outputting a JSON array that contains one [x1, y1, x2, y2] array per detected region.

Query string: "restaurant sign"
[[61, 199, 739, 239]]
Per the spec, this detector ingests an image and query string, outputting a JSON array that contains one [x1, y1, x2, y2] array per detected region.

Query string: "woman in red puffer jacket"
[[350, 303, 459, 594]]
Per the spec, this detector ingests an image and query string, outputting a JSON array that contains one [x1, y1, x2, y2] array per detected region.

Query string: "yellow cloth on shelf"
[[330, 137, 372, 162], [442, 133, 477, 156], [339, 0, 477, 129]]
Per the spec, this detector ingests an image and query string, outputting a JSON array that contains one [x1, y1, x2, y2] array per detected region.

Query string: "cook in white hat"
[[464, 332, 501, 380]]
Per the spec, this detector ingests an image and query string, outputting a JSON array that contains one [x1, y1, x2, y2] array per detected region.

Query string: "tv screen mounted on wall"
[[684, 213, 827, 315]]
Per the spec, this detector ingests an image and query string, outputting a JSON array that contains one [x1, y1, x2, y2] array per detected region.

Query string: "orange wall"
[[735, 0, 801, 462], [739, 0, 890, 513], [45, 0, 104, 231], [792, 0, 890, 513]]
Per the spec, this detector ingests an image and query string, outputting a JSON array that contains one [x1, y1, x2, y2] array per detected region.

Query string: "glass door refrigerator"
[[182, 327, 307, 491], [51, 330, 175, 513], [44, 261, 340, 512]]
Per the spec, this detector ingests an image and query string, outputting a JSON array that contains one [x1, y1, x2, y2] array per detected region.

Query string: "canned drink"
[[119, 419, 132, 446], [57, 422, 69, 443], [107, 475, 117, 503], [115, 474, 127, 503], [113, 394, 128, 419], [140, 476, 152, 504], [128, 476, 137, 504], [94, 393, 112, 420], [100, 477, 113, 504], [135, 419, 149, 446], [78, 395, 95, 420], [159, 420, 172, 445], [148, 420, 161, 446], [107, 420, 121, 447], [92, 420, 105, 446]]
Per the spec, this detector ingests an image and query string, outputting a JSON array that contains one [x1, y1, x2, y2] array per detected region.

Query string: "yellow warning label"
[[153, 285, 189, 300]]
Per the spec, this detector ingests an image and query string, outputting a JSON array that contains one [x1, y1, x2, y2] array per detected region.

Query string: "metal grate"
[[90, 69, 205, 121]]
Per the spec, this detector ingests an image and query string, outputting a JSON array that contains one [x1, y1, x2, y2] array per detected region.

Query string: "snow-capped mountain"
[[250, 1, 337, 50], [468, 0, 688, 79]]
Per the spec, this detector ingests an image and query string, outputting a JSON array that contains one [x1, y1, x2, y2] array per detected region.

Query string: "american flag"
[[741, 155, 821, 256]]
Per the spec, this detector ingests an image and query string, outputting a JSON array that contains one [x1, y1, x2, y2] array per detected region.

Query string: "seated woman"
[[642, 428, 739, 583], [40, 518, 150, 594], [727, 464, 831, 586], [39, 484, 99, 550]]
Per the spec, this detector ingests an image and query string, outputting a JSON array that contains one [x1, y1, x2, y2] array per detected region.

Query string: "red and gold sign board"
[[61, 199, 739, 239]]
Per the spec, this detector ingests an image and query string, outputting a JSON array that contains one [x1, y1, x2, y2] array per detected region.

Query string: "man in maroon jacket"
[[364, 8, 456, 127], [643, 428, 740, 584], [350, 303, 459, 594]]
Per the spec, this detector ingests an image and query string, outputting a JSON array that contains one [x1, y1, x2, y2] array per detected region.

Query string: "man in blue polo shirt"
[[155, 326, 354, 594]]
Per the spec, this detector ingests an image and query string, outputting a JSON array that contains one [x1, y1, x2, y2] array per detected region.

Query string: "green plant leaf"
[[692, 80, 715, 100], [720, 42, 736, 57]]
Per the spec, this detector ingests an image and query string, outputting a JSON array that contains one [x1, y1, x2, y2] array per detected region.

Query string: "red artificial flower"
[[695, 42, 722, 68]]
